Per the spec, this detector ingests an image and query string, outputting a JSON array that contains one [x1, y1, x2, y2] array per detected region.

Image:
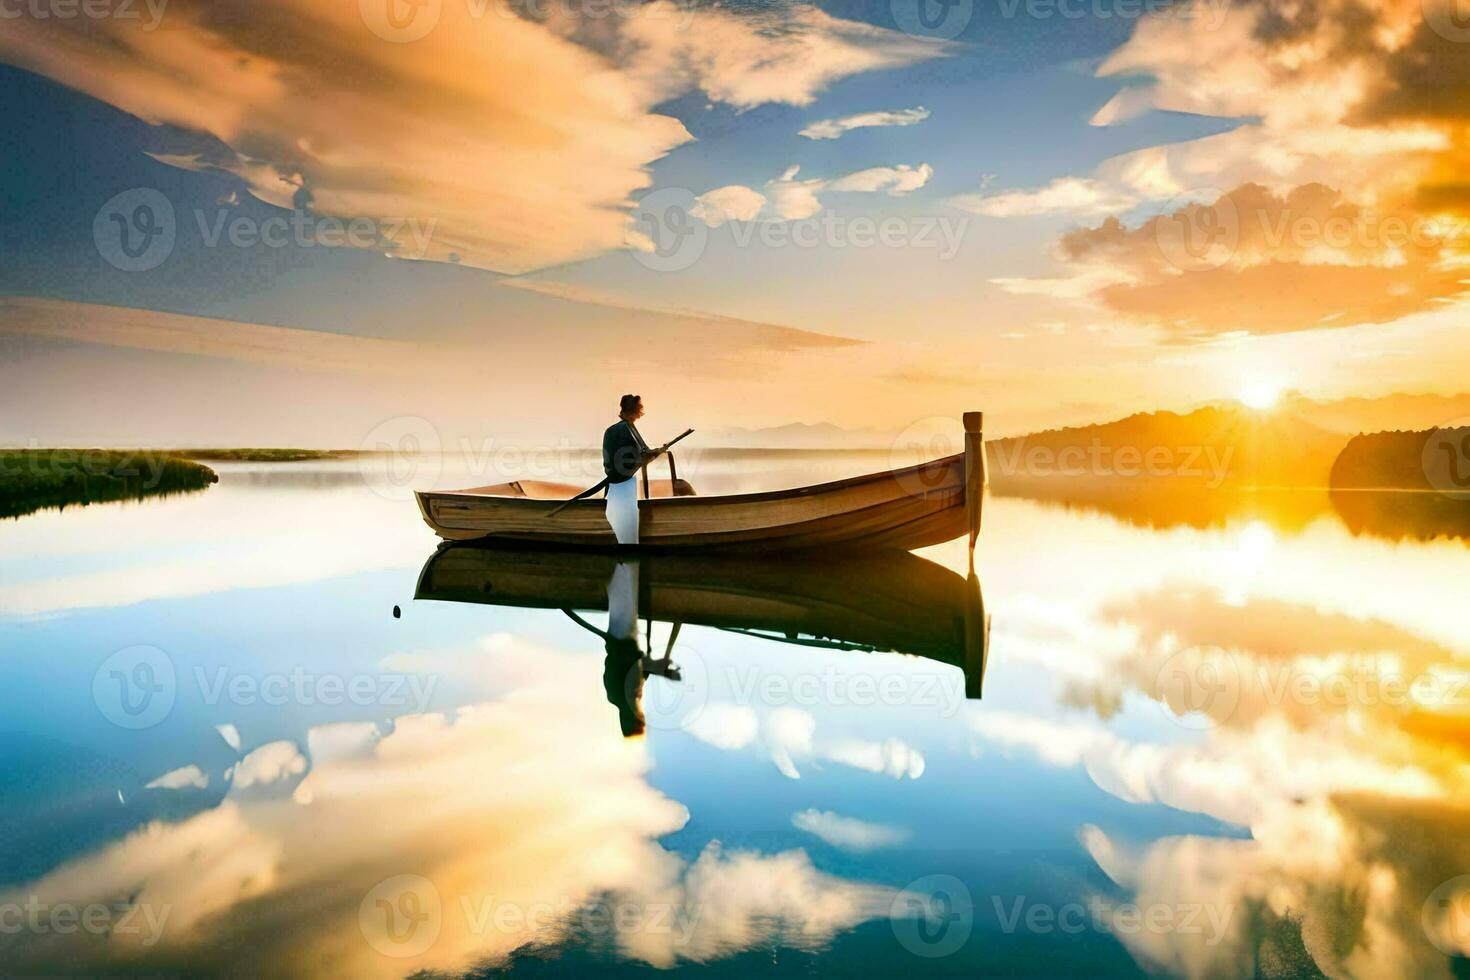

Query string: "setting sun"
[[1238, 379, 1285, 410]]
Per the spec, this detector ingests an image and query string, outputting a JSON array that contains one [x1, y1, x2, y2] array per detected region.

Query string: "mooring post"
[[963, 411, 986, 553]]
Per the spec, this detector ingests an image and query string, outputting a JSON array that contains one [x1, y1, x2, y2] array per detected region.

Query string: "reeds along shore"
[[0, 450, 218, 519]]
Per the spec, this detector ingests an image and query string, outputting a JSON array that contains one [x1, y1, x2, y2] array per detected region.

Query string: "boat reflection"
[[415, 544, 990, 736]]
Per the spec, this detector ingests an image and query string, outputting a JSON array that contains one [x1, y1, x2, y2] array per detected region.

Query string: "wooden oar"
[[547, 428, 694, 519]]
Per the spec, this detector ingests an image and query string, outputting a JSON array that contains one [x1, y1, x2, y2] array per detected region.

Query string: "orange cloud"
[[1057, 183, 1469, 341], [0, 1, 946, 273]]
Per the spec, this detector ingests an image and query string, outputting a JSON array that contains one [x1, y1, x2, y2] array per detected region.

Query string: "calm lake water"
[[2, 452, 1468, 977]]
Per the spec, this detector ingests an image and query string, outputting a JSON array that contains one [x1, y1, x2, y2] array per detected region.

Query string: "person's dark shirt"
[[603, 638, 645, 737], [602, 420, 649, 484]]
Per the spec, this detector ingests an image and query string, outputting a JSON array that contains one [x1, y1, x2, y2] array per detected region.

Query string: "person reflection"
[[575, 559, 681, 738], [604, 559, 645, 737]]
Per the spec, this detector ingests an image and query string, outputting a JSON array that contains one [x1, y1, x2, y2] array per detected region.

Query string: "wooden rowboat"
[[415, 412, 988, 552], [415, 545, 990, 698]]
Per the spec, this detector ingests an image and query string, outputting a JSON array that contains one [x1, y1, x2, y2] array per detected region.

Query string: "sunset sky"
[[1, 0, 1467, 446]]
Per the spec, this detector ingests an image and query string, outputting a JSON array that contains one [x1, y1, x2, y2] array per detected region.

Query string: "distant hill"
[[986, 405, 1348, 489], [1330, 426, 1470, 492], [1280, 393, 1470, 435]]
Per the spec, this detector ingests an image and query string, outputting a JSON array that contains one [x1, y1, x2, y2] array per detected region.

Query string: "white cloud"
[[827, 163, 933, 196], [231, 741, 308, 790], [146, 765, 209, 791], [766, 166, 828, 221], [950, 177, 1137, 217], [619, 6, 953, 110], [690, 185, 767, 227], [764, 707, 816, 779], [823, 737, 926, 779], [215, 724, 241, 752], [791, 810, 909, 850], [683, 702, 760, 749], [758, 162, 933, 221], [800, 106, 931, 140], [1089, 87, 1157, 127], [0, 679, 894, 976]]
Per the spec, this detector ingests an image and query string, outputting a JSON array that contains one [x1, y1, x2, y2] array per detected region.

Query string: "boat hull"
[[415, 453, 970, 552]]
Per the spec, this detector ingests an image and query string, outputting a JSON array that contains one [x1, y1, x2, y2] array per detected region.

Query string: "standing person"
[[603, 394, 653, 545]]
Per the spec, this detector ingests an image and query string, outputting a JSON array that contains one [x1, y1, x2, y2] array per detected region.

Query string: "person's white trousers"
[[607, 560, 639, 640], [606, 477, 640, 545]]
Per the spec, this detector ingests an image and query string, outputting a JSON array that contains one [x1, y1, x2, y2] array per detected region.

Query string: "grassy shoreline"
[[0, 450, 220, 519], [173, 448, 357, 462]]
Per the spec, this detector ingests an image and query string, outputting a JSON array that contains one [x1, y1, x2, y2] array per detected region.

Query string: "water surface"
[[2, 453, 1467, 977]]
